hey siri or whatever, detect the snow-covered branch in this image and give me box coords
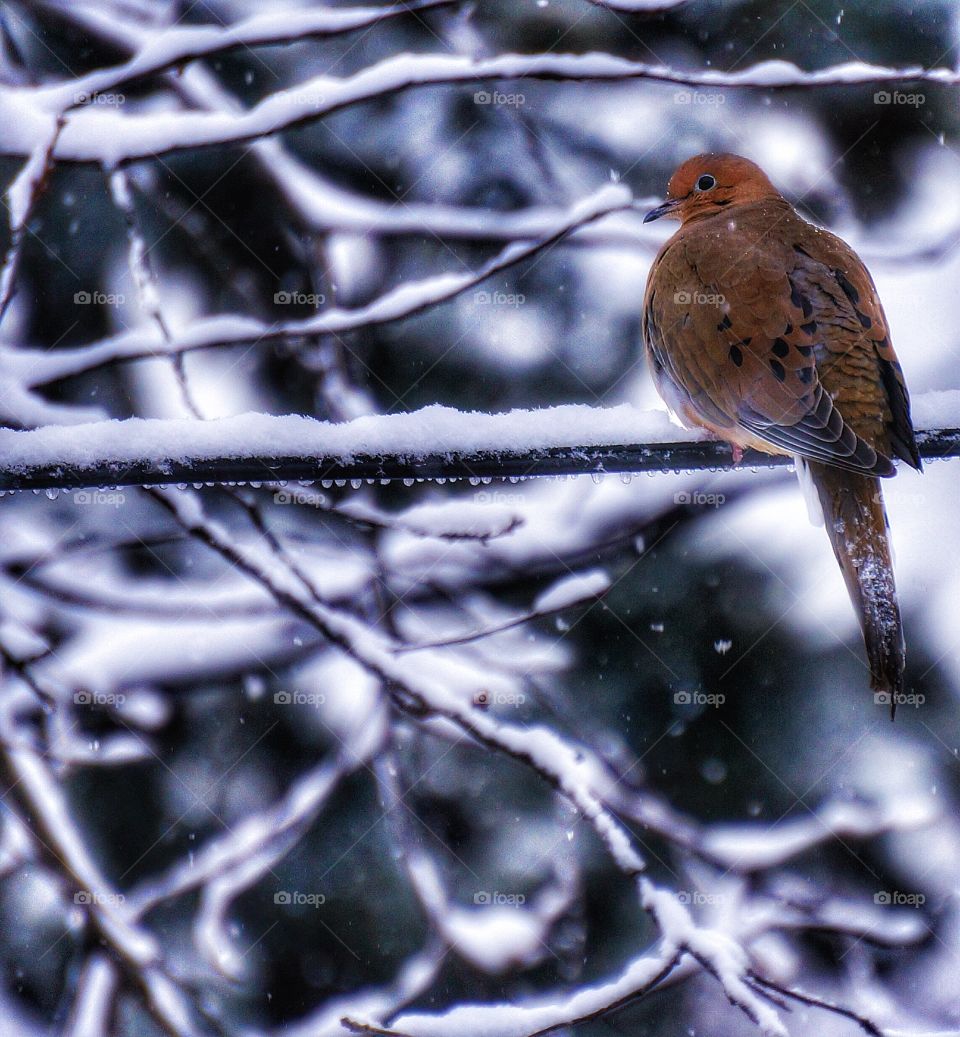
[0,396,955,491]
[3,52,958,163]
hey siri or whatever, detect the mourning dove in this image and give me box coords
[642,154,921,709]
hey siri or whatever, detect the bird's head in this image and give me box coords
[643,153,781,225]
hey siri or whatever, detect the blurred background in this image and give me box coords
[0,0,959,1034]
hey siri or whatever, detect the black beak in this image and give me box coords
[642,198,680,224]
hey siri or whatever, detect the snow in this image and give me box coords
[533,570,611,613]
[0,403,701,474]
[36,2,448,115]
[0,390,952,482]
[703,795,938,871]
[7,182,633,385]
[3,53,958,163]
[392,945,675,1037]
[911,389,960,430]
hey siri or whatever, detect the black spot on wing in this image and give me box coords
[800,321,817,336]
[769,359,786,382]
[834,268,860,306]
[772,338,789,357]
[729,344,743,367]
[717,314,733,331]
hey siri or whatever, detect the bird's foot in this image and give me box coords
[729,444,744,465]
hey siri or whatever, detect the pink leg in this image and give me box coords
[730,444,744,465]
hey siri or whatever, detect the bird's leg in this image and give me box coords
[729,443,744,465]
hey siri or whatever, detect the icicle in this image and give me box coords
[44,487,59,500]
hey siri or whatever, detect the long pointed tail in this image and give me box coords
[807,461,905,710]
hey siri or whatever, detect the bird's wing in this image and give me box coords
[790,229,921,470]
[644,205,916,476]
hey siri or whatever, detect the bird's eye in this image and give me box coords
[696,174,716,191]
